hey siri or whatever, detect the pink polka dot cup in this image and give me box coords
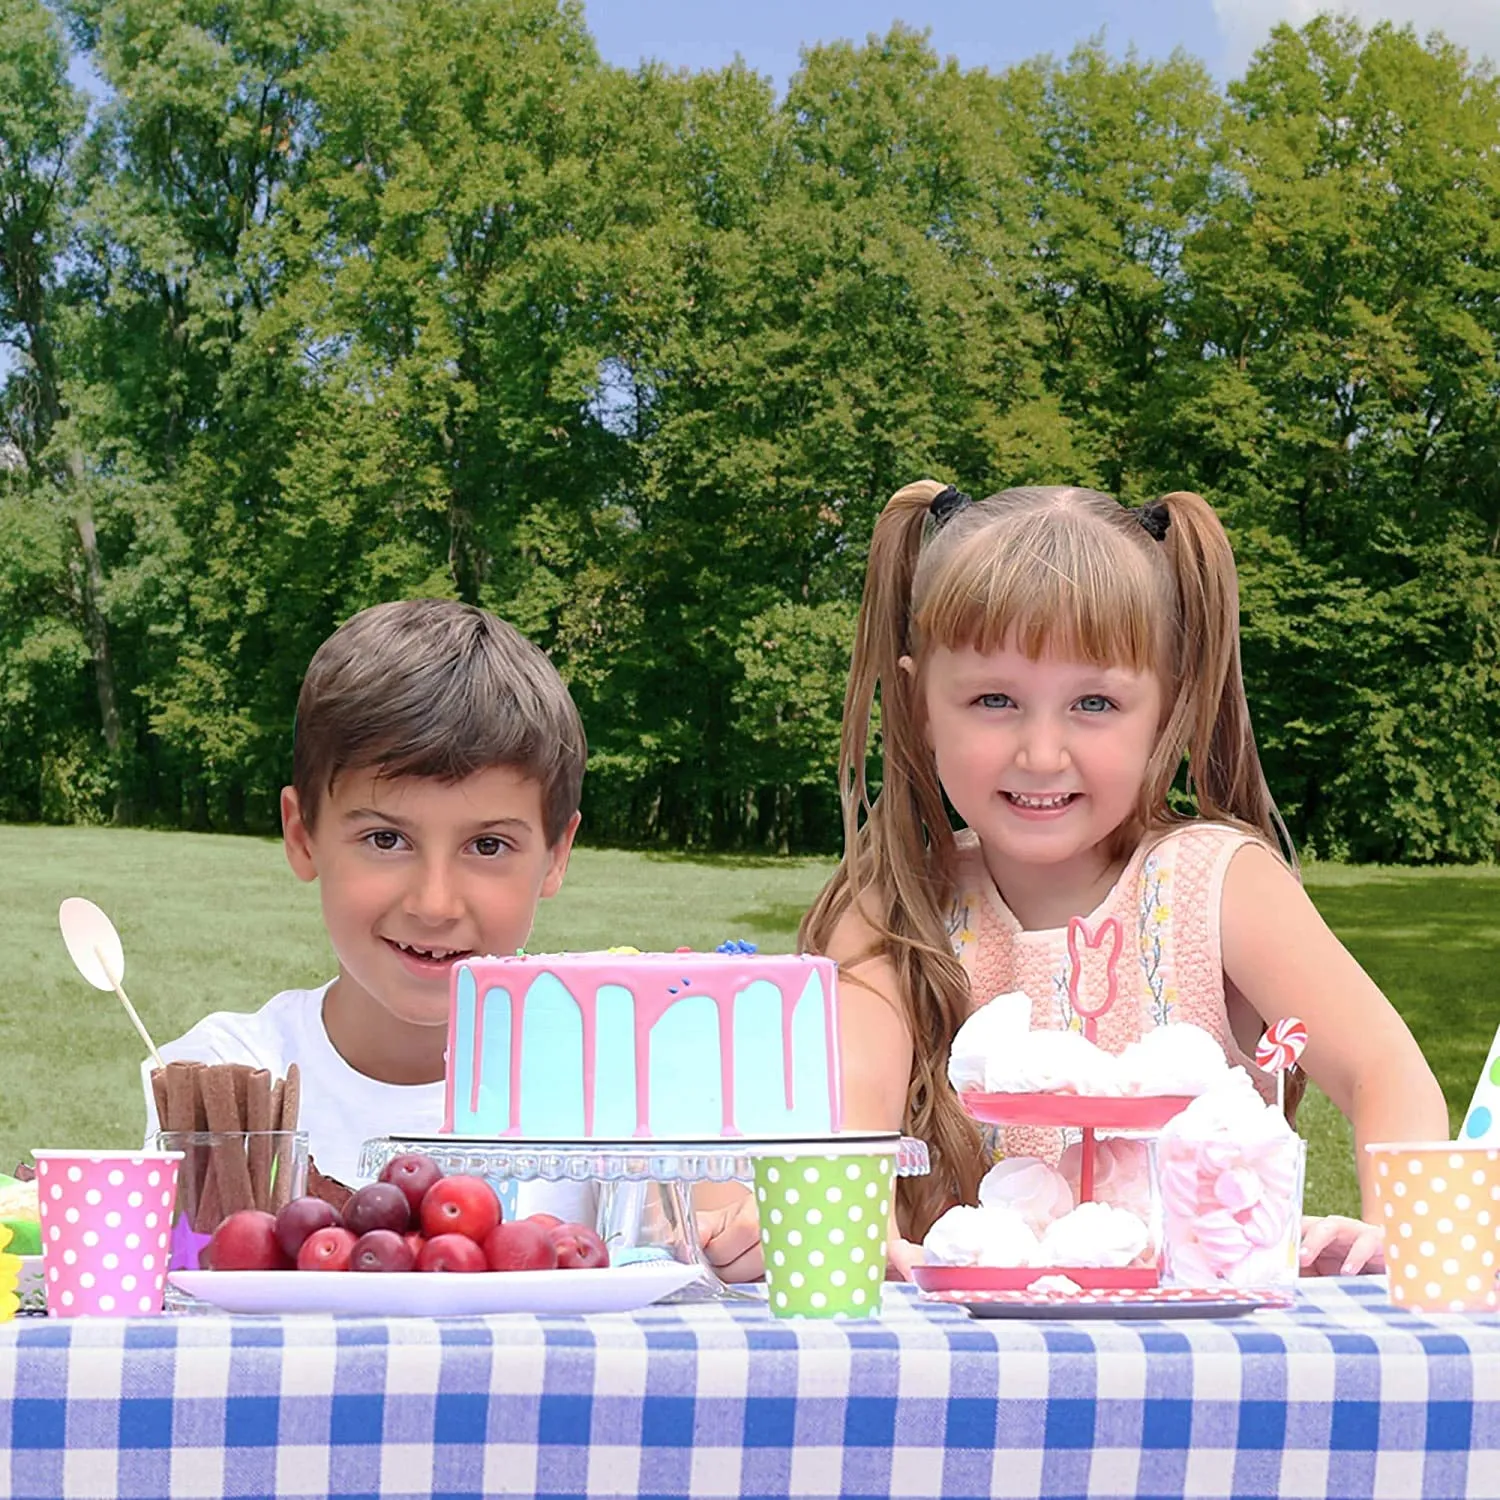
[34,1150,184,1317]
[1367,1142,1500,1313]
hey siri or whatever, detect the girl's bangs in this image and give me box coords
[917,525,1164,672]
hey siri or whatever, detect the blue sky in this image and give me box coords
[582,1,1500,87]
[585,0,1229,83]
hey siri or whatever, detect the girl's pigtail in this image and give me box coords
[801,479,986,1236]
[838,480,948,901]
[1154,493,1304,1122]
[1153,491,1295,868]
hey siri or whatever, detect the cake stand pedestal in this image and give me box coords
[948,1093,1195,1291]
[358,1134,931,1300]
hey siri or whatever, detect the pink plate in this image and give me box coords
[958,1092,1195,1129]
[922,1284,1291,1320]
[912,1264,1159,1293]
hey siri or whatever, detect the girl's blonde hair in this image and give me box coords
[800,481,1293,1240]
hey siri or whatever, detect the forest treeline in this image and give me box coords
[2,1,1498,860]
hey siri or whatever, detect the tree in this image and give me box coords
[0,0,111,818]
[996,42,1224,499]
[1183,18,1500,858]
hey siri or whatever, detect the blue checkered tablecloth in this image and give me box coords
[0,1278,1497,1499]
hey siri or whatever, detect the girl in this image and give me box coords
[702,480,1446,1283]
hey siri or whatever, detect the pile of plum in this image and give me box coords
[208,1153,609,1273]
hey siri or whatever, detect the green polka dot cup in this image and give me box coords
[754,1149,894,1318]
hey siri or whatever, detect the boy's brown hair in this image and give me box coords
[292,599,586,844]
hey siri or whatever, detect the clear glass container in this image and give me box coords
[1152,1133,1305,1290]
[358,1134,930,1300]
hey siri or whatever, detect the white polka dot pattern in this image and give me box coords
[1370,1144,1500,1312]
[753,1151,894,1319]
[33,1151,183,1319]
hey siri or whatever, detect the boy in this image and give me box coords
[141,599,586,1198]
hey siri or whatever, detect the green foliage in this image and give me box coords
[0,8,1497,857]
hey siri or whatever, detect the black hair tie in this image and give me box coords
[929,485,972,527]
[1138,501,1171,541]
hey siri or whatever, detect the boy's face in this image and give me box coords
[281,765,578,1039]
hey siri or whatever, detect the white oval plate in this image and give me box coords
[168,1259,704,1316]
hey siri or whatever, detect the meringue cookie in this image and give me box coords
[1039,1202,1151,1268]
[1213,1166,1263,1213]
[1058,1137,1153,1217]
[978,1156,1075,1234]
[1027,1274,1084,1295]
[922,1205,993,1266]
[1116,1022,1231,1096]
[1165,1067,1285,1141]
[948,992,1032,1092]
[981,1028,1125,1095]
[923,1204,1041,1268]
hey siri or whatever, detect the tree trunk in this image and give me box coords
[71,490,127,822]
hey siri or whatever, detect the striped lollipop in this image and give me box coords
[1256,1016,1307,1118]
[1256,1016,1308,1074]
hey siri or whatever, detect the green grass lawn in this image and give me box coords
[2,824,1494,1221]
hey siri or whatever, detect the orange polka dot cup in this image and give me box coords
[1366,1143,1500,1313]
[34,1150,183,1317]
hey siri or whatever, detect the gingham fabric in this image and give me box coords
[0,1279,1496,1499]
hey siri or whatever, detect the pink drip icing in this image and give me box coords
[579,994,597,1136]
[631,980,742,1135]
[781,986,798,1109]
[822,966,844,1132]
[507,985,526,1133]
[716,989,737,1136]
[456,954,840,1137]
[631,987,679,1136]
[442,976,460,1132]
[469,986,486,1116]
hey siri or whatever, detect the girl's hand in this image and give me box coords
[695,1193,765,1283]
[886,1235,926,1281]
[1299,1213,1385,1275]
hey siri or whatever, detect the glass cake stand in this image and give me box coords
[358,1133,931,1300]
[939,1092,1194,1293]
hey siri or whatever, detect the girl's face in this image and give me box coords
[919,638,1163,890]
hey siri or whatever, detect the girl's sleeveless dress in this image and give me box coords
[947,821,1275,1165]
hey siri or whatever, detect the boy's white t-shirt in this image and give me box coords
[139,982,594,1220]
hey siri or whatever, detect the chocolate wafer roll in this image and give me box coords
[160,1063,211,1226]
[163,1061,203,1135]
[246,1069,273,1212]
[149,1069,170,1136]
[280,1063,301,1134]
[200,1064,255,1220]
[269,1063,301,1212]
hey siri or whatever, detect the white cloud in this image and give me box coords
[1215,1,1500,76]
